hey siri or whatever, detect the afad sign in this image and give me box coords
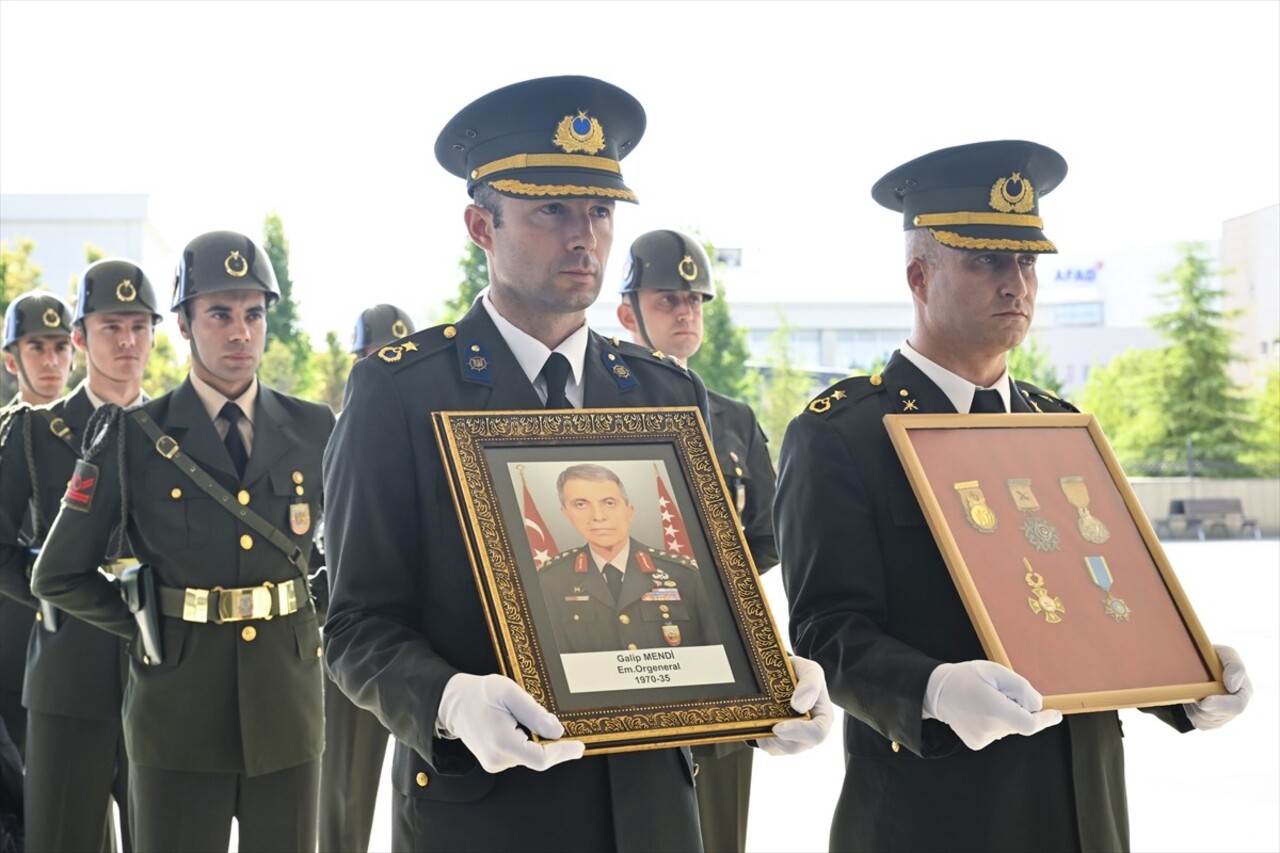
[1054,261,1104,282]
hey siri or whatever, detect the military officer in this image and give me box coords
[0,259,161,852]
[0,291,74,758]
[539,463,715,654]
[32,231,335,852]
[314,302,417,853]
[322,76,832,852]
[616,231,777,852]
[776,141,1253,852]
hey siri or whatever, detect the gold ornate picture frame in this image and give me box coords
[433,407,799,753]
[885,412,1225,713]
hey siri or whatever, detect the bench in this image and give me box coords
[1154,498,1261,540]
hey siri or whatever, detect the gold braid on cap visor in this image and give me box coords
[470,152,622,181]
[913,212,1044,228]
[928,229,1057,253]
[487,179,637,202]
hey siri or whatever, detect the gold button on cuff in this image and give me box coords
[292,472,304,485]
[891,741,901,753]
[415,772,429,787]
[241,626,257,642]
[295,486,304,496]
[237,490,250,506]
[618,614,630,625]
[171,488,182,499]
[240,534,253,550]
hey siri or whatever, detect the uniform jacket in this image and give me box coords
[776,352,1190,853]
[539,538,715,654]
[707,390,777,573]
[0,387,127,720]
[0,396,36,701]
[31,377,334,776]
[322,303,708,852]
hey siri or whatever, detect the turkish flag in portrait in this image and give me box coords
[522,479,559,569]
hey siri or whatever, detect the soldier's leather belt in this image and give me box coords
[157,577,307,624]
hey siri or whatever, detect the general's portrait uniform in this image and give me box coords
[32,232,335,852]
[777,143,1196,853]
[538,539,715,654]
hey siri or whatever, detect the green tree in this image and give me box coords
[1077,347,1167,463]
[441,241,488,322]
[143,331,189,398]
[1007,333,1062,394]
[749,319,819,464]
[311,330,353,413]
[263,212,308,366]
[1,237,45,401]
[258,335,317,398]
[687,243,753,400]
[1241,364,1280,477]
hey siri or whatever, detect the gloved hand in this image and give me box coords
[437,673,585,773]
[1184,645,1253,731]
[925,660,1062,751]
[761,655,834,756]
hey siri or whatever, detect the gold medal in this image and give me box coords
[1023,557,1064,623]
[1060,476,1110,543]
[1007,478,1060,552]
[954,480,997,533]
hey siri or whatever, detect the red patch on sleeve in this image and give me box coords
[63,460,99,512]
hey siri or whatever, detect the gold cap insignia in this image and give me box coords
[677,255,698,282]
[989,172,1036,214]
[224,250,249,277]
[552,110,606,155]
[391,319,408,338]
[116,279,137,302]
[42,307,62,328]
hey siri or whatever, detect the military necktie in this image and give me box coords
[970,389,1005,413]
[605,563,624,600]
[540,352,572,409]
[220,402,249,480]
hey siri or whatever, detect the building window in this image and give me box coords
[1052,302,1104,326]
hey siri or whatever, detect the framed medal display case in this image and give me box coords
[433,407,800,754]
[885,412,1225,713]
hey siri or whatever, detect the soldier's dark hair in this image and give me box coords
[472,184,504,228]
[556,463,630,506]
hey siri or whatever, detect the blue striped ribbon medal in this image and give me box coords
[1083,556,1131,622]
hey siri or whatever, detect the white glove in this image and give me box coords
[1184,645,1253,731]
[761,655,834,756]
[437,673,585,773]
[925,660,1063,751]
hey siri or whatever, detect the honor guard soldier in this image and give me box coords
[314,301,417,853]
[0,292,73,758]
[0,260,159,852]
[616,230,778,853]
[775,141,1253,853]
[321,76,831,852]
[32,231,336,852]
[350,303,416,359]
[538,464,717,654]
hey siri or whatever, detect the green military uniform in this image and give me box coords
[538,539,715,654]
[31,232,335,852]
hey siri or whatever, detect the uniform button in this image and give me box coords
[240,534,253,550]
[292,471,304,485]
[143,655,151,665]
[295,486,304,496]
[659,605,669,613]
[627,644,638,651]
[572,614,580,621]
[171,488,182,499]
[315,645,323,658]
[618,614,630,625]
[693,763,700,778]
[237,490,250,506]
[34,612,42,622]
[415,772,429,787]
[241,626,257,642]
[891,741,900,753]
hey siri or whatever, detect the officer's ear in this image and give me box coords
[464,204,497,254]
[617,301,639,336]
[175,310,192,341]
[2,351,17,378]
[71,325,88,352]
[906,256,930,304]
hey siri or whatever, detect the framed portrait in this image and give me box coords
[884,412,1225,713]
[433,407,800,754]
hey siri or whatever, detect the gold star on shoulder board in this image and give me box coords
[403,341,418,352]
[903,399,918,411]
[833,390,846,400]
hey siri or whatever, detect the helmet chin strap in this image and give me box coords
[181,304,209,379]
[627,293,656,351]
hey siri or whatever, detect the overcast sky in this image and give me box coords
[2,0,1277,339]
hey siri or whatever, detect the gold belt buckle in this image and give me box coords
[215,585,274,623]
[183,588,210,623]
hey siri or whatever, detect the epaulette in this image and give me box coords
[609,336,693,379]
[371,326,449,370]
[1015,380,1080,414]
[653,548,698,569]
[805,373,885,416]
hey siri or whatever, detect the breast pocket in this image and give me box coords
[144,485,213,549]
[268,470,318,544]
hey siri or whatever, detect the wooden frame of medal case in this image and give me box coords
[884,413,1226,713]
[433,407,800,754]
